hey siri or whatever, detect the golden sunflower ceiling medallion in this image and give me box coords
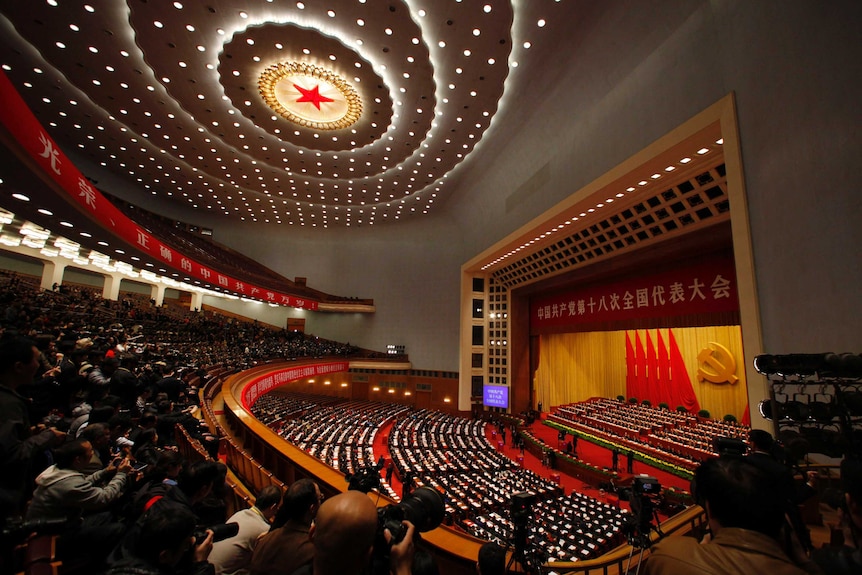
[258,62,361,131]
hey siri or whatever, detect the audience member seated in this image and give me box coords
[103,504,215,575]
[477,542,506,575]
[26,438,133,568]
[0,336,66,521]
[111,460,223,567]
[250,479,321,575]
[642,456,818,575]
[209,485,282,575]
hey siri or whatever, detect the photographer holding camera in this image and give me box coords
[290,491,416,575]
[103,505,215,575]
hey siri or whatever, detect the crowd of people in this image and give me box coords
[0,274,413,575]
[2,271,861,575]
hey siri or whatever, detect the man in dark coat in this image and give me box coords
[0,336,65,520]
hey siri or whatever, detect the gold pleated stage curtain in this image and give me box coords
[535,325,749,420]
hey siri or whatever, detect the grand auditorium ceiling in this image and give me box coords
[0,0,577,230]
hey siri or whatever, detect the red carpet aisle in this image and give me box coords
[374,420,403,495]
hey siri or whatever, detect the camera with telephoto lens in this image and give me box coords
[346,465,445,570]
[1,517,69,545]
[376,486,445,546]
[193,522,239,545]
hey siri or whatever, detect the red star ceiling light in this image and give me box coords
[258,62,361,130]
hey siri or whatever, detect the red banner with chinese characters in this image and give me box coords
[0,70,318,310]
[531,255,738,330]
[241,362,350,409]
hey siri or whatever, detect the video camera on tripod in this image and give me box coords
[618,476,663,548]
[507,492,545,575]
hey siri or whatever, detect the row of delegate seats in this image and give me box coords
[551,399,750,464]
[531,491,628,563]
[389,410,514,475]
[422,469,561,519]
[276,399,409,475]
[250,392,342,427]
[249,394,628,560]
[461,490,627,565]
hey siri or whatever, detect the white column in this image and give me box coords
[102,273,122,301]
[150,283,166,306]
[189,291,203,311]
[40,260,66,291]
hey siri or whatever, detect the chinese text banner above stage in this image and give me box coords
[531,255,738,330]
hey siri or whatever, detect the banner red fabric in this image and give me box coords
[530,256,738,333]
[669,330,700,413]
[741,403,751,427]
[0,70,318,310]
[241,362,350,409]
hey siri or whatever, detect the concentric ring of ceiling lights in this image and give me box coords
[258,62,361,131]
[0,0,525,227]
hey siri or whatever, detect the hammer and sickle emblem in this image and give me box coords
[697,342,738,384]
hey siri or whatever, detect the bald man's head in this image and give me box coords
[311,491,378,575]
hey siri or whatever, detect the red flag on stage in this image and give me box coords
[741,403,751,426]
[646,331,659,404]
[625,331,637,399]
[657,330,672,403]
[635,331,647,402]
[669,329,700,413]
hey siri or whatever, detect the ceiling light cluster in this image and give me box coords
[1,0,567,229]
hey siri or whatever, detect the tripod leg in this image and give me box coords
[623,544,636,575]
[634,546,647,575]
